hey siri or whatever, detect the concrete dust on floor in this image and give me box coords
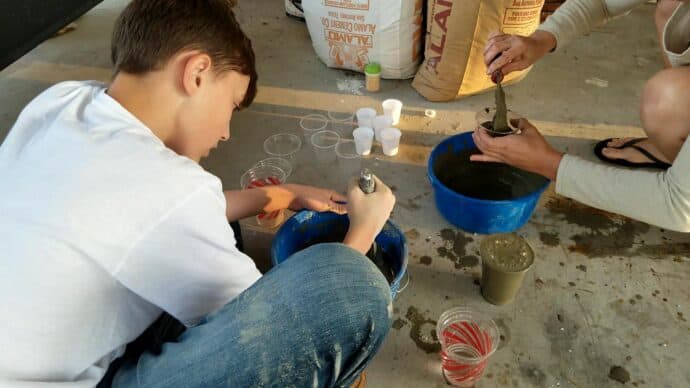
[1,1,688,387]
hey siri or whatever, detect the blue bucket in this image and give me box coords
[427,131,549,234]
[271,210,408,299]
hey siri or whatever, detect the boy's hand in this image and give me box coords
[287,184,348,215]
[343,175,396,254]
[470,118,564,181]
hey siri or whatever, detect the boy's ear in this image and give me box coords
[181,52,213,96]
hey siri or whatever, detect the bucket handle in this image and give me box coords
[396,270,410,295]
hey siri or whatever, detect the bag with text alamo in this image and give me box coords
[303,0,424,79]
[413,0,545,101]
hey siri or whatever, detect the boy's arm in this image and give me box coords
[224,184,347,222]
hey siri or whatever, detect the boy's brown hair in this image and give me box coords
[111,0,257,108]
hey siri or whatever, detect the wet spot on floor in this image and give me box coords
[609,366,631,384]
[576,264,587,272]
[535,278,545,289]
[405,306,441,354]
[539,231,560,247]
[678,312,687,322]
[636,243,690,257]
[545,198,650,257]
[519,363,547,386]
[419,256,432,265]
[437,229,478,269]
[568,282,576,287]
[544,312,579,357]
[635,294,642,300]
[392,318,407,330]
[405,229,420,240]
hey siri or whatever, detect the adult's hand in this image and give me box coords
[471,119,564,181]
[484,30,557,76]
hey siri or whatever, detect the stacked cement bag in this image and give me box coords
[413,0,545,101]
[302,0,424,79]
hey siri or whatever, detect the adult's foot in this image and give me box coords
[596,137,672,169]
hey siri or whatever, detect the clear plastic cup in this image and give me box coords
[300,114,329,142]
[352,127,374,156]
[335,140,362,181]
[373,115,393,143]
[436,307,500,387]
[240,165,287,229]
[380,128,402,156]
[328,110,355,137]
[356,108,377,129]
[254,157,293,180]
[310,130,340,166]
[476,108,522,137]
[382,99,403,125]
[263,133,301,169]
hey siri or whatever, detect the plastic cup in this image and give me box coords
[328,110,355,137]
[356,108,377,129]
[380,128,402,156]
[263,133,301,169]
[352,127,374,156]
[300,114,329,142]
[254,157,293,180]
[373,115,393,143]
[310,130,340,166]
[436,307,500,387]
[382,99,403,125]
[480,233,535,305]
[475,108,522,137]
[335,140,362,181]
[240,165,287,229]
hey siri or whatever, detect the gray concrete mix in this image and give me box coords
[1,1,688,387]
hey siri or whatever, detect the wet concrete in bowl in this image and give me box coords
[433,147,549,201]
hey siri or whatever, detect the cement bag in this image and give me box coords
[413,0,545,101]
[285,0,304,19]
[303,0,424,79]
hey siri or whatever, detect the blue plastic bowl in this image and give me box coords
[271,210,408,299]
[428,131,549,234]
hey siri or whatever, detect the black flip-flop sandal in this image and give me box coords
[594,137,671,170]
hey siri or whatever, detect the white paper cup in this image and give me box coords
[352,127,374,156]
[356,108,377,129]
[382,99,403,125]
[381,128,402,156]
[373,115,393,143]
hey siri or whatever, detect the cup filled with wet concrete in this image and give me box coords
[476,107,522,137]
[479,233,535,305]
[428,131,549,234]
[271,210,408,299]
[436,307,500,387]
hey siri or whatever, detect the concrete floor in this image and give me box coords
[1,1,689,387]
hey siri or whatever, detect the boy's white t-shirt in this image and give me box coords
[0,81,262,386]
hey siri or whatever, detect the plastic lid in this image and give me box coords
[365,63,381,75]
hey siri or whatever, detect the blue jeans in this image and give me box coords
[104,243,392,387]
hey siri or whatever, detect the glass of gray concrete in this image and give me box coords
[480,233,534,305]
